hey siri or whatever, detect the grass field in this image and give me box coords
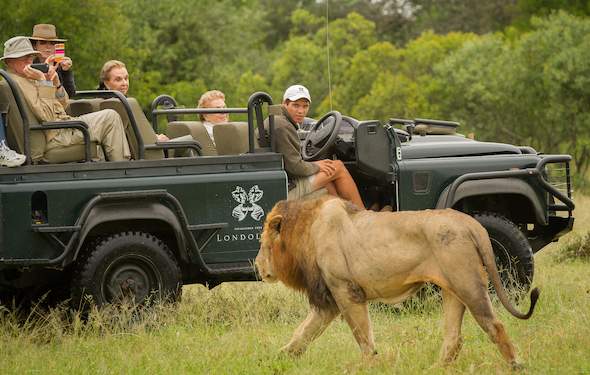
[1,197,589,374]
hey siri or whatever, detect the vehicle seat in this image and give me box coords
[66,98,103,117]
[166,121,217,156]
[213,122,257,155]
[0,77,97,164]
[100,97,164,159]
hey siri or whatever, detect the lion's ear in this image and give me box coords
[268,215,282,236]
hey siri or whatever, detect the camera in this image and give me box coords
[30,63,49,73]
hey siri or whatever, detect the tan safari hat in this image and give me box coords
[29,24,67,42]
[1,36,42,61]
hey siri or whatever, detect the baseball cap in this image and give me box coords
[283,84,311,102]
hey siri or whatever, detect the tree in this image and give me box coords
[435,11,590,173]
[0,0,132,90]
[123,0,269,107]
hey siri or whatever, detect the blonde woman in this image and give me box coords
[197,90,228,144]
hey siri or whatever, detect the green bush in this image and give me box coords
[554,231,590,262]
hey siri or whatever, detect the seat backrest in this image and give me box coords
[0,78,46,162]
[213,122,256,155]
[166,121,217,156]
[67,98,103,117]
[100,97,163,159]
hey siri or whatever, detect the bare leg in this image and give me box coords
[439,289,466,363]
[313,160,364,208]
[321,180,337,196]
[281,307,338,356]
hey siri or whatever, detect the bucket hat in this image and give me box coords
[1,36,42,61]
[29,24,67,42]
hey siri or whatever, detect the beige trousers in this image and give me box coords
[46,109,131,161]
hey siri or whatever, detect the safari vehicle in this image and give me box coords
[0,68,574,307]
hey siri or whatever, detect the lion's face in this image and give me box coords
[255,213,283,283]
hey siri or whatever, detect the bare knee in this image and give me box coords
[333,159,345,170]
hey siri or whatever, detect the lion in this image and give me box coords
[255,196,539,368]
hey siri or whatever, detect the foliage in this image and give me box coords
[514,0,590,29]
[0,1,589,171]
[554,230,590,262]
[0,0,132,90]
[435,11,590,173]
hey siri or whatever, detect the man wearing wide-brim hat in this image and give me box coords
[29,24,76,97]
[2,36,130,162]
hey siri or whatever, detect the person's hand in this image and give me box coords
[45,64,60,87]
[156,134,170,142]
[315,159,336,177]
[59,56,73,71]
[23,65,47,81]
[45,55,73,71]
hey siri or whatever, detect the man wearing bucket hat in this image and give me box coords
[30,24,76,97]
[270,84,365,208]
[2,36,130,161]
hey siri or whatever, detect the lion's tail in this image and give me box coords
[468,224,539,320]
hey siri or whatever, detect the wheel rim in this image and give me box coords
[100,254,162,304]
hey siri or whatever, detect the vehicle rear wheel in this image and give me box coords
[72,231,182,307]
[473,212,534,293]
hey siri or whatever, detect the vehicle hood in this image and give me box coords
[400,136,523,159]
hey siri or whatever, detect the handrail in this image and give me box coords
[150,95,178,129]
[248,92,273,153]
[30,121,91,161]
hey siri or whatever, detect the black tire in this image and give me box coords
[473,212,534,292]
[71,231,182,307]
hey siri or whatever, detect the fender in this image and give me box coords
[436,178,546,225]
[69,200,189,264]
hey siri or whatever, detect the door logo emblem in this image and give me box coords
[232,185,264,221]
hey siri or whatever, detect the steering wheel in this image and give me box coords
[301,111,343,161]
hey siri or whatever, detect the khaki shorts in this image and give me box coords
[287,175,316,200]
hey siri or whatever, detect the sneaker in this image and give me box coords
[0,140,26,167]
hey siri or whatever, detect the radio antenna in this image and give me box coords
[326,0,333,111]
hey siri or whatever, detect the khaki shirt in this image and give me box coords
[8,70,70,141]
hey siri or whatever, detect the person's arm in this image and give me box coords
[274,125,319,177]
[16,67,63,122]
[58,68,76,97]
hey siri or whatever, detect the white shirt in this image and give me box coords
[203,121,215,145]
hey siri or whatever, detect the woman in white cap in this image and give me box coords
[29,24,76,97]
[273,84,365,208]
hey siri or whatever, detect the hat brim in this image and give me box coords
[284,94,311,102]
[29,36,67,42]
[0,50,42,61]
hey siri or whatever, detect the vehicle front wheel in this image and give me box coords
[72,231,182,307]
[473,212,534,293]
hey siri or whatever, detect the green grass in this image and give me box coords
[1,197,589,374]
